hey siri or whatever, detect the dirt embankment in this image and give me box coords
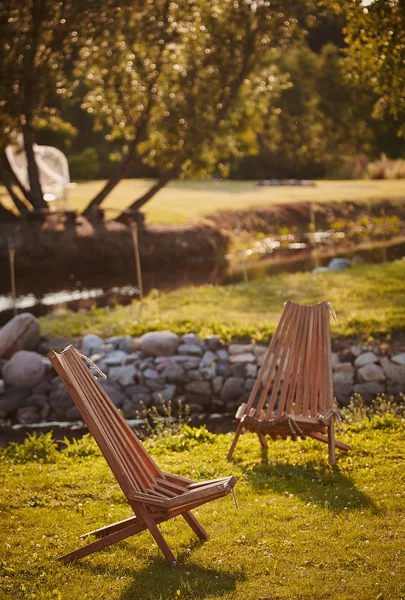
[1,197,404,277]
[0,218,231,276]
[208,197,405,234]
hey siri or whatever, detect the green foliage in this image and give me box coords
[1,432,59,464]
[62,434,100,458]
[367,154,405,180]
[67,148,101,180]
[339,0,405,137]
[158,424,216,453]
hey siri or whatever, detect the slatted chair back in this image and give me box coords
[244,301,333,420]
[48,345,162,499]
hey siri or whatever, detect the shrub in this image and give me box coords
[67,147,101,181]
[367,153,405,179]
[1,432,59,464]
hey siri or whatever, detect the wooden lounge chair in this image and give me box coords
[227,301,351,465]
[48,345,237,565]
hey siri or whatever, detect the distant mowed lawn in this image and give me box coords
[66,179,405,225]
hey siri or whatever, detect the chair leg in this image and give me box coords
[183,511,209,542]
[257,432,268,449]
[227,422,244,461]
[81,515,138,539]
[59,520,147,564]
[328,416,336,465]
[135,503,177,565]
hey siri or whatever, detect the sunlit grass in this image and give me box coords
[39,261,405,342]
[2,178,403,225]
[1,411,404,600]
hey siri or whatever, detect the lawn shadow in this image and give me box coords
[245,456,380,514]
[78,543,243,599]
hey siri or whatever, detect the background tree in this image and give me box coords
[79,0,320,219]
[338,0,405,138]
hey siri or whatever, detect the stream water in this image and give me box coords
[0,237,404,326]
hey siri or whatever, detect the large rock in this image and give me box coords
[391,353,405,367]
[357,363,386,383]
[161,362,185,383]
[16,406,41,424]
[177,343,203,356]
[108,365,136,387]
[181,333,201,346]
[221,377,246,403]
[2,351,45,388]
[0,313,40,359]
[185,380,211,396]
[229,343,253,355]
[104,351,128,366]
[138,331,180,357]
[229,352,256,364]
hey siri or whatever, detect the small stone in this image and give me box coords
[217,363,230,377]
[49,389,76,420]
[161,362,185,383]
[245,378,256,391]
[181,333,201,346]
[144,380,165,392]
[213,376,223,395]
[350,345,362,357]
[204,335,222,351]
[331,353,340,369]
[186,369,203,382]
[108,365,136,387]
[334,363,354,373]
[99,380,127,407]
[118,336,136,353]
[353,381,385,403]
[216,349,229,362]
[200,363,217,380]
[131,393,152,408]
[31,379,54,395]
[230,363,246,378]
[177,344,203,356]
[182,359,201,370]
[16,406,40,424]
[152,384,176,404]
[185,393,212,407]
[221,377,245,403]
[245,363,258,378]
[185,380,211,396]
[187,403,205,414]
[354,352,379,368]
[333,371,354,385]
[81,334,104,356]
[143,368,160,380]
[253,346,267,366]
[104,351,128,366]
[0,387,30,415]
[380,357,405,384]
[125,385,150,395]
[138,331,180,357]
[229,352,256,364]
[123,353,141,365]
[333,382,352,405]
[228,343,253,355]
[27,394,48,408]
[358,363,385,383]
[392,353,405,367]
[200,350,216,366]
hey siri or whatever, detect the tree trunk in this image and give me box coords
[115,166,181,223]
[82,142,138,218]
[0,156,31,215]
[22,124,46,209]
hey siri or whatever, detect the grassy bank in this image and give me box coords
[2,179,403,225]
[39,261,405,342]
[69,179,405,224]
[1,406,404,600]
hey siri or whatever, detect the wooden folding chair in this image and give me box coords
[48,345,236,565]
[227,301,351,465]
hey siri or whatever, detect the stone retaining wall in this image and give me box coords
[0,327,404,426]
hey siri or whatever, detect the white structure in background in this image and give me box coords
[5,135,71,210]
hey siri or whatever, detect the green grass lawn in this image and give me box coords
[39,261,405,342]
[1,406,404,600]
[2,179,403,225]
